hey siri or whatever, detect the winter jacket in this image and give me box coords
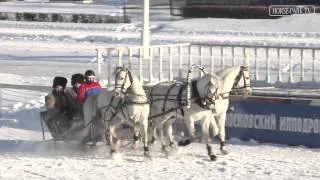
[65,87,82,112]
[76,82,101,104]
[45,91,69,112]
[45,90,76,118]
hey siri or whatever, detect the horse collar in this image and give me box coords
[191,80,208,109]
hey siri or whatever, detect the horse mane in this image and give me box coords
[216,66,241,79]
[192,73,220,100]
[114,66,136,82]
[210,73,220,85]
[114,65,144,94]
[194,73,220,86]
[113,66,127,76]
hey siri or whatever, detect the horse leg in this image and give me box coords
[149,107,160,144]
[216,113,228,154]
[202,117,217,161]
[161,120,172,153]
[109,124,119,154]
[210,113,220,137]
[164,117,176,149]
[132,122,140,149]
[159,122,168,152]
[178,116,195,146]
[158,114,176,152]
[140,119,150,157]
[149,119,158,144]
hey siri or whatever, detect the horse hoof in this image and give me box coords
[144,151,151,158]
[169,142,176,149]
[150,137,156,144]
[178,139,192,146]
[162,145,171,153]
[220,149,229,155]
[209,154,217,161]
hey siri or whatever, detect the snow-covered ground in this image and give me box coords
[1,140,319,180]
[0,1,320,179]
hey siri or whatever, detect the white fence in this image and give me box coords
[0,89,2,118]
[96,43,191,87]
[192,43,320,84]
[96,43,320,86]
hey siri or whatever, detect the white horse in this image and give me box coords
[148,65,220,156]
[213,65,252,154]
[179,65,252,160]
[111,66,150,156]
[80,66,150,157]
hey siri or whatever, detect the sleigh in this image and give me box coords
[39,110,87,142]
[39,108,112,143]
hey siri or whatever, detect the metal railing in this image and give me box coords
[96,43,190,87]
[191,43,320,83]
[96,43,320,86]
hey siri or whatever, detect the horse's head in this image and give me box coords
[196,73,220,109]
[113,66,133,97]
[206,73,221,108]
[232,66,252,96]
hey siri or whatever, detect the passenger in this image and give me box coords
[65,73,85,123]
[77,70,101,104]
[45,76,69,113]
[65,73,85,117]
[67,73,85,98]
[44,76,70,137]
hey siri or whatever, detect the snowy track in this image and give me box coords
[0,140,319,180]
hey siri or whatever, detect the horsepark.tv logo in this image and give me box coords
[269,5,315,16]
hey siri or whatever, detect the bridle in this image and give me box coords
[231,66,251,94]
[201,80,219,108]
[114,67,134,93]
[114,67,147,99]
[214,66,251,99]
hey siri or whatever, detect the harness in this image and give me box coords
[148,80,216,120]
[148,82,185,119]
[191,80,217,109]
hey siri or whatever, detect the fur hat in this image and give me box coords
[71,73,84,85]
[52,76,68,89]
